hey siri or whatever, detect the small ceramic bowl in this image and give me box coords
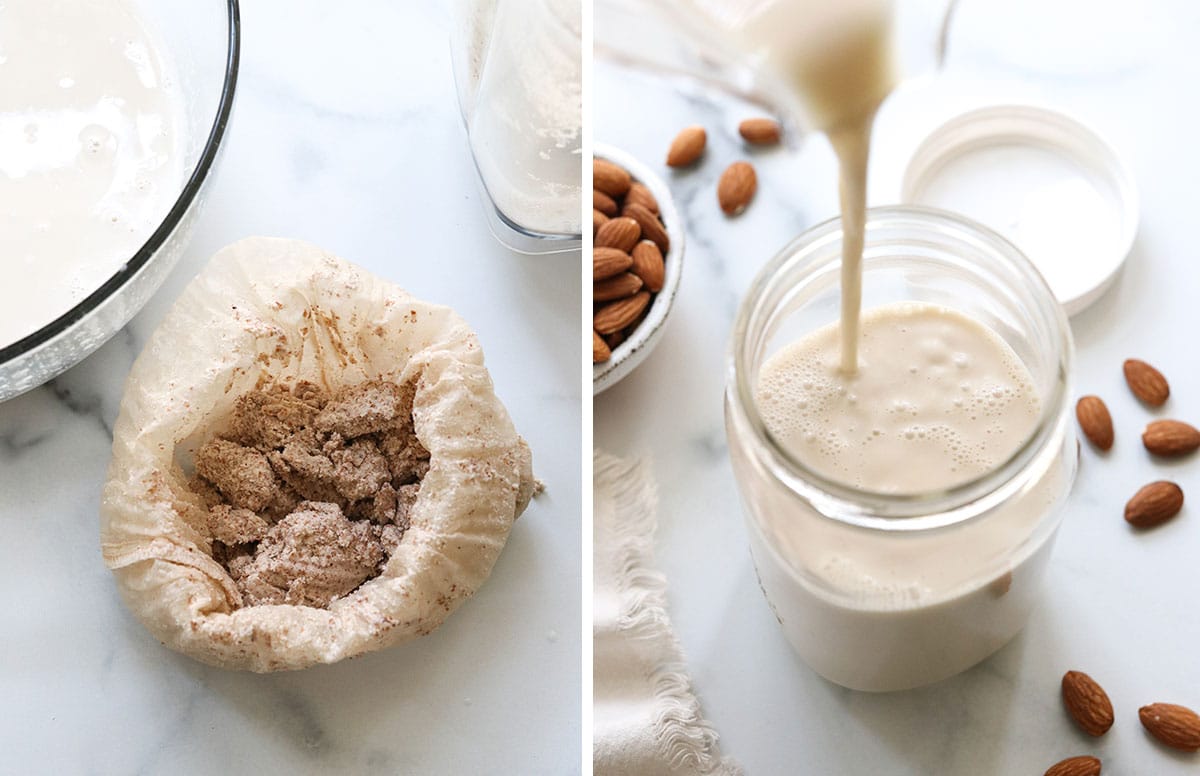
[592,143,684,395]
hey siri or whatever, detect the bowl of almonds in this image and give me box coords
[592,143,684,394]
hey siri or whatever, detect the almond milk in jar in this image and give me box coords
[726,207,1076,692]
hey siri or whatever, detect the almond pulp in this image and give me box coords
[1061,671,1115,736]
[593,247,633,281]
[666,126,706,167]
[1075,396,1114,451]
[593,189,618,217]
[1123,358,1170,406]
[1044,756,1101,776]
[593,330,611,364]
[718,161,757,215]
[1142,419,1200,456]
[630,240,665,293]
[594,158,632,197]
[595,217,641,253]
[594,291,651,335]
[593,272,643,303]
[625,182,659,215]
[1124,481,1184,528]
[739,117,782,145]
[622,203,670,254]
[1139,703,1200,751]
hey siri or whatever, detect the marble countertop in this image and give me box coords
[596,1,1200,773]
[0,2,580,774]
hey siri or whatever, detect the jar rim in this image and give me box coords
[728,205,1074,532]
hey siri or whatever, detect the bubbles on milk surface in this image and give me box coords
[756,302,1041,494]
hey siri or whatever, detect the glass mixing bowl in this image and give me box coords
[0,0,241,402]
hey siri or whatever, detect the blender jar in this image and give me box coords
[725,206,1077,692]
[449,0,582,254]
[595,0,955,142]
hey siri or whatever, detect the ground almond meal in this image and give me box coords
[190,378,429,609]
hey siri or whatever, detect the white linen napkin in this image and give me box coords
[593,451,741,776]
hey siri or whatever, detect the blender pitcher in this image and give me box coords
[449,0,583,255]
[594,0,957,142]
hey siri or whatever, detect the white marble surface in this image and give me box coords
[596,1,1200,773]
[0,3,580,774]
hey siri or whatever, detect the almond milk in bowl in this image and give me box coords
[0,0,239,401]
[726,207,1076,692]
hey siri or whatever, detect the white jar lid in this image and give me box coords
[900,105,1138,316]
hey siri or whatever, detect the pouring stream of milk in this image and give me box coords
[732,0,898,373]
[828,120,875,373]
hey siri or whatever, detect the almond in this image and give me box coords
[625,297,653,332]
[1142,419,1200,456]
[666,126,706,167]
[594,158,632,197]
[718,161,757,215]
[1123,358,1169,406]
[594,291,651,335]
[605,329,626,350]
[593,209,608,234]
[1139,703,1200,751]
[739,117,782,145]
[596,217,641,253]
[1075,396,1114,451]
[1062,671,1115,736]
[630,240,665,293]
[989,569,1013,598]
[1044,756,1101,776]
[626,182,659,215]
[593,247,633,281]
[622,203,670,254]
[1124,481,1184,528]
[593,330,611,364]
[593,189,619,217]
[594,272,643,303]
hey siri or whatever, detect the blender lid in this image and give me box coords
[900,104,1138,316]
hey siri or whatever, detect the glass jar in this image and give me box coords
[725,206,1077,692]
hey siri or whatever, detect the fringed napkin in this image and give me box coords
[593,451,740,775]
